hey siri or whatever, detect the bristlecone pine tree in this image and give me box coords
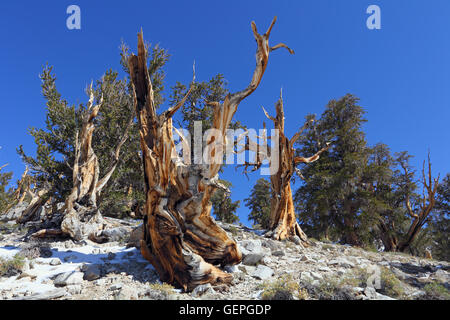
[211,180,240,224]
[238,92,330,243]
[127,17,294,291]
[294,94,369,246]
[16,64,138,238]
[378,152,440,252]
[57,88,133,240]
[430,173,450,260]
[245,178,272,229]
[0,163,13,213]
[20,86,133,240]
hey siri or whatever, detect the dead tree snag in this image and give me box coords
[379,152,439,252]
[128,17,292,291]
[239,91,330,244]
[19,87,133,240]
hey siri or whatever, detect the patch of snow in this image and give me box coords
[0,246,20,259]
[0,244,148,297]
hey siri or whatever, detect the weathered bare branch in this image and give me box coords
[270,43,295,54]
[96,108,134,194]
[165,63,196,119]
[294,142,331,165]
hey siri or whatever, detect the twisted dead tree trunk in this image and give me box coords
[381,153,439,252]
[58,91,105,239]
[60,88,133,240]
[128,17,292,291]
[27,88,133,240]
[3,165,34,215]
[16,188,49,224]
[239,92,330,243]
[13,166,30,205]
[14,167,54,225]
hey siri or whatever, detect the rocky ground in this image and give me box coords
[0,219,449,300]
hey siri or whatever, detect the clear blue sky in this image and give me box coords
[0,1,449,226]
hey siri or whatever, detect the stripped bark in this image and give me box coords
[128,17,290,291]
[13,167,51,224]
[239,92,330,243]
[19,87,133,240]
[13,166,30,205]
[60,87,133,240]
[16,188,49,224]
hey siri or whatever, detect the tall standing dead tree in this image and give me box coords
[128,17,293,291]
[21,87,133,240]
[239,92,330,243]
[379,153,439,252]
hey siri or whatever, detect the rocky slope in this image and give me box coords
[0,220,449,300]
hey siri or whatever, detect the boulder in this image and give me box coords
[53,271,84,287]
[433,269,450,283]
[49,258,61,266]
[239,240,267,266]
[82,264,102,281]
[241,240,262,252]
[192,283,214,297]
[243,253,265,266]
[19,242,53,259]
[262,239,281,251]
[67,285,82,295]
[328,258,355,269]
[271,250,285,257]
[91,226,132,243]
[251,265,274,280]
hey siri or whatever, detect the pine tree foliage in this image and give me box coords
[294,94,369,244]
[244,178,272,229]
[0,164,13,213]
[17,65,82,202]
[17,42,170,217]
[293,94,444,258]
[429,173,450,260]
[211,180,240,224]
